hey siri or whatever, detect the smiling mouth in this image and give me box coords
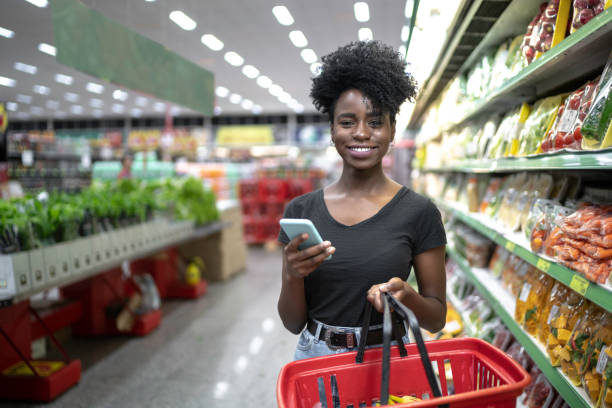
[348,146,377,152]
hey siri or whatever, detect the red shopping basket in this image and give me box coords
[277,294,530,408]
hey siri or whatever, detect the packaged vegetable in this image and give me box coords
[582,52,612,147]
[523,273,555,336]
[519,95,564,156]
[523,365,543,405]
[477,117,499,159]
[560,305,606,385]
[529,199,559,251]
[570,0,608,33]
[581,312,612,404]
[569,79,600,150]
[506,35,527,77]
[480,177,504,214]
[542,88,583,152]
[520,174,555,234]
[522,3,548,64]
[515,265,541,325]
[537,282,571,344]
[506,103,533,156]
[493,326,513,351]
[486,109,520,158]
[546,291,588,365]
[526,373,556,408]
[532,0,572,57]
[598,345,612,408]
[489,245,511,278]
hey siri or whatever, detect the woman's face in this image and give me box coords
[331,88,395,171]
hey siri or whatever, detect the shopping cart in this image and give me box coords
[277,293,530,407]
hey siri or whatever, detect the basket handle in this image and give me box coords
[356,293,446,407]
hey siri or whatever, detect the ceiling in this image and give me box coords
[0,0,409,121]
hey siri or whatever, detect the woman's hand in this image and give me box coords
[367,277,416,313]
[283,233,335,279]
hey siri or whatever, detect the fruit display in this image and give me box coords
[570,0,609,33]
[521,3,548,64]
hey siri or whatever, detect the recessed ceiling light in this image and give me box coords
[278,92,292,103]
[310,62,322,76]
[6,102,17,111]
[354,2,370,22]
[272,6,294,26]
[38,43,56,56]
[214,106,222,115]
[170,106,181,115]
[169,10,196,31]
[252,105,262,114]
[401,25,410,42]
[288,30,308,48]
[54,73,73,85]
[86,82,104,94]
[256,75,272,88]
[242,65,259,79]
[33,85,50,95]
[144,0,155,2]
[56,111,66,118]
[131,108,142,117]
[229,93,242,104]
[17,112,29,119]
[0,27,14,39]
[358,27,373,42]
[93,109,103,117]
[269,84,283,96]
[24,0,48,7]
[16,94,32,104]
[154,102,166,112]
[90,98,103,108]
[46,100,59,109]
[224,51,244,67]
[112,103,124,113]
[135,96,148,106]
[64,92,79,102]
[241,99,253,110]
[112,89,128,101]
[0,76,16,87]
[300,49,317,64]
[71,105,83,114]
[30,106,43,115]
[293,104,304,113]
[14,62,37,74]
[405,0,414,18]
[201,34,224,51]
[215,86,229,98]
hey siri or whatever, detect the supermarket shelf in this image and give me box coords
[434,199,612,313]
[421,148,612,173]
[11,220,227,303]
[447,247,592,408]
[8,151,84,161]
[446,289,477,337]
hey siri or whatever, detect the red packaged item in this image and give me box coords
[522,3,548,64]
[542,85,586,152]
[523,366,543,405]
[570,0,606,33]
[534,0,562,53]
[493,328,513,351]
[526,373,555,408]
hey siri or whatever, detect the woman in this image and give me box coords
[278,41,447,360]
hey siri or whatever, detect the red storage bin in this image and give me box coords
[261,200,286,218]
[241,197,261,216]
[238,179,259,200]
[258,178,288,202]
[243,216,265,244]
[261,217,282,241]
[287,178,313,200]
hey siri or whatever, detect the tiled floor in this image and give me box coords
[6,247,296,408]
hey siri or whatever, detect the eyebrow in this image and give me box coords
[336,111,384,119]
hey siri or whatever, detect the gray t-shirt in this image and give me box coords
[278,186,446,327]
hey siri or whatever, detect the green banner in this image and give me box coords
[51,0,214,115]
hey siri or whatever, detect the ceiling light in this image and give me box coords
[354,2,370,22]
[90,98,103,108]
[30,106,43,115]
[405,0,414,18]
[6,102,17,111]
[256,75,272,88]
[14,62,37,74]
[358,27,373,41]
[252,105,262,114]
[272,6,294,26]
[93,109,103,117]
[46,100,59,109]
[154,102,166,112]
[144,0,155,2]
[310,62,322,76]
[33,85,50,95]
[169,10,197,31]
[229,93,242,104]
[268,84,283,96]
[300,49,317,64]
[17,112,29,120]
[242,65,259,79]
[0,27,14,39]
[0,76,16,87]
[135,96,148,106]
[201,34,224,51]
[71,105,83,114]
[215,86,229,98]
[170,106,181,115]
[293,104,304,113]
[112,89,128,101]
[54,73,73,85]
[241,99,253,110]
[16,94,32,104]
[38,43,56,56]
[55,111,66,118]
[24,0,48,7]
[131,108,142,117]
[224,51,244,67]
[86,82,104,94]
[64,92,78,102]
[288,30,308,47]
[214,106,222,115]
[278,92,291,103]
[401,25,410,42]
[112,103,124,113]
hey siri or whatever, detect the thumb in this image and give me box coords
[379,277,404,293]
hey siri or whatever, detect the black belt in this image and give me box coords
[307,319,406,350]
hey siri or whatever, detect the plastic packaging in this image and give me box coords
[519,95,564,156]
[467,177,480,213]
[581,312,612,404]
[525,373,555,408]
[523,273,555,336]
[570,0,608,33]
[582,52,612,147]
[542,88,583,152]
[598,344,612,408]
[493,326,513,351]
[521,3,548,64]
[537,282,571,345]
[514,265,540,325]
[529,199,559,251]
[545,291,588,366]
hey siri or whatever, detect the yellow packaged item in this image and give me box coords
[546,291,587,366]
[522,273,554,336]
[537,282,569,345]
[597,345,612,408]
[581,312,612,404]
[514,265,539,325]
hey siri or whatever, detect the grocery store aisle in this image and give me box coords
[6,247,295,408]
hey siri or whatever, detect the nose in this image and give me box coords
[353,120,370,140]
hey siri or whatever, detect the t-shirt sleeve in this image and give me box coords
[414,200,447,255]
[277,201,297,244]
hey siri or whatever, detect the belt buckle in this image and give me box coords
[324,328,355,350]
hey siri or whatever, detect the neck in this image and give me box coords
[335,164,390,195]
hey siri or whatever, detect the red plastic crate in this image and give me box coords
[258,178,288,202]
[261,219,281,241]
[261,200,286,218]
[238,179,259,200]
[0,360,81,402]
[287,178,313,199]
[243,216,266,244]
[241,197,262,216]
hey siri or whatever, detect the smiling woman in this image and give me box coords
[277,41,448,361]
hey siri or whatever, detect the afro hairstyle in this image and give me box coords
[310,41,417,124]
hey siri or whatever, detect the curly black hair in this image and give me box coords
[310,41,417,124]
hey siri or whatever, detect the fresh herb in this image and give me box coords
[525,306,538,322]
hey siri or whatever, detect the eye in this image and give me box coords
[369,119,382,127]
[340,120,354,127]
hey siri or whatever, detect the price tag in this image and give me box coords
[505,241,516,252]
[519,282,532,302]
[569,274,589,296]
[596,347,609,375]
[536,258,551,272]
[21,150,34,167]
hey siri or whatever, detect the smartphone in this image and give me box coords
[279,218,332,260]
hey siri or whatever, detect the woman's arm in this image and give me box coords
[367,245,447,332]
[277,234,336,334]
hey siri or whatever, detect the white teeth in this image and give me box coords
[350,147,373,152]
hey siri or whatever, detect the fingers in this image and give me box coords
[283,237,335,279]
[379,277,405,293]
[367,284,384,313]
[367,278,407,313]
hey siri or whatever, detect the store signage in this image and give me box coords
[51,0,214,115]
[216,125,274,146]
